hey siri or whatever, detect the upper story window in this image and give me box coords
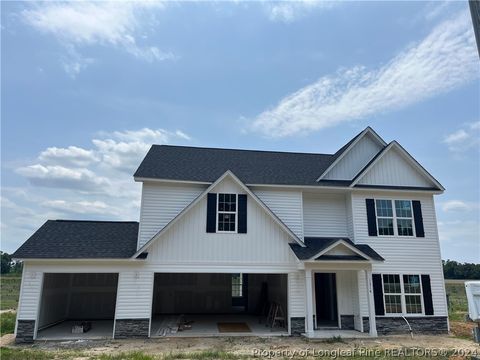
[217,193,237,232]
[374,199,415,237]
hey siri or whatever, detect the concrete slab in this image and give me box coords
[36,320,114,340]
[151,314,288,337]
[305,330,371,339]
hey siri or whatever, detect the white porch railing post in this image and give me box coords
[305,269,315,337]
[365,269,378,337]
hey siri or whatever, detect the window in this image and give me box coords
[382,274,423,315]
[375,199,415,236]
[231,273,243,297]
[382,274,402,313]
[376,200,394,236]
[403,275,422,314]
[217,193,237,232]
[395,200,414,236]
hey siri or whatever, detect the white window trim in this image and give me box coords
[381,273,425,316]
[375,199,416,237]
[216,193,238,233]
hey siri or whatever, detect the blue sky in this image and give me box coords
[1,1,479,262]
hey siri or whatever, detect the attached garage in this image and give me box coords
[36,273,118,340]
[150,273,288,336]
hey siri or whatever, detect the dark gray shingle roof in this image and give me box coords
[134,145,335,186]
[289,237,384,261]
[13,220,139,259]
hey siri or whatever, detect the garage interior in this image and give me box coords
[36,273,118,340]
[150,273,288,337]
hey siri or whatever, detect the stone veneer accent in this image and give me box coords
[114,319,150,338]
[290,317,305,336]
[362,316,448,335]
[340,315,355,330]
[16,320,35,343]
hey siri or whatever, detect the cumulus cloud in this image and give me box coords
[39,145,98,167]
[21,1,175,76]
[42,199,112,215]
[441,200,479,213]
[265,0,336,23]
[443,121,480,152]
[438,220,480,263]
[250,11,478,137]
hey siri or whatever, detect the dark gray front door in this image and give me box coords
[314,273,338,327]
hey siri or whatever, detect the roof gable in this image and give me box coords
[350,141,444,190]
[133,170,305,258]
[317,127,387,181]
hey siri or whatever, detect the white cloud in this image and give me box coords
[265,0,336,23]
[21,1,174,76]
[250,11,478,137]
[39,146,98,166]
[443,121,480,152]
[42,199,112,215]
[441,200,478,213]
[438,220,480,263]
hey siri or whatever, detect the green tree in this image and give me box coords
[0,252,12,274]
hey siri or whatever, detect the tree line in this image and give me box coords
[1,252,479,279]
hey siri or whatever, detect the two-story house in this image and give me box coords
[12,127,448,343]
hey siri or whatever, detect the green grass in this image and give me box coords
[445,281,468,321]
[0,312,16,336]
[0,276,21,310]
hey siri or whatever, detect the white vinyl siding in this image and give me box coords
[253,188,304,239]
[357,149,433,188]
[17,267,43,321]
[138,182,206,248]
[303,193,348,238]
[288,271,306,318]
[352,191,447,317]
[115,271,154,319]
[324,133,383,180]
[146,178,298,268]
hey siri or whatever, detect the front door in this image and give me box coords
[314,273,338,328]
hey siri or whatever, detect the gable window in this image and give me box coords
[382,274,423,315]
[395,200,414,236]
[374,199,415,237]
[217,193,237,232]
[376,200,394,236]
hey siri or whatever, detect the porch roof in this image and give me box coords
[289,237,384,262]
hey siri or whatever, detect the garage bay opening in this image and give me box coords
[150,273,288,336]
[36,273,118,340]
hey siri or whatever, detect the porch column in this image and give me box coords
[364,269,377,337]
[305,269,315,337]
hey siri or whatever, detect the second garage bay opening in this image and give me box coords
[36,273,118,340]
[150,273,288,336]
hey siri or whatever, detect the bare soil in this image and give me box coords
[2,334,479,357]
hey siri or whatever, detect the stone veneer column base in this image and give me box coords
[15,320,35,343]
[290,317,305,336]
[114,319,150,338]
[362,316,448,335]
[340,315,355,330]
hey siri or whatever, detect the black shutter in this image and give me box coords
[366,199,378,236]
[412,200,425,237]
[238,194,247,234]
[206,193,217,233]
[372,274,385,315]
[421,275,434,315]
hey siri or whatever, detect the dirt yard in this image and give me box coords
[2,334,479,359]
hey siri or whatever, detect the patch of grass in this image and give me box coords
[163,350,244,360]
[324,335,345,344]
[98,351,156,360]
[0,276,21,310]
[0,347,64,360]
[0,312,16,336]
[445,281,468,321]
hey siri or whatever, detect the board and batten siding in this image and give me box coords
[16,266,43,321]
[146,178,298,269]
[352,192,447,317]
[357,149,433,188]
[324,133,383,180]
[252,188,304,240]
[303,193,348,238]
[138,182,207,248]
[115,271,154,319]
